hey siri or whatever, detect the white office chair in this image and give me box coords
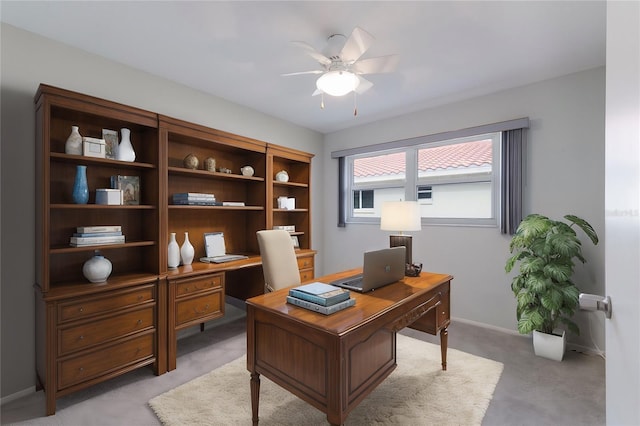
[256,229,300,293]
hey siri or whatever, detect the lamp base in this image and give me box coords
[389,235,412,266]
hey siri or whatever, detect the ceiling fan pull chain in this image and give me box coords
[354,92,358,116]
[320,92,325,110]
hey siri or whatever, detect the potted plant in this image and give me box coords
[505,214,599,360]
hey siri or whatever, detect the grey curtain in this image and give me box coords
[338,156,347,227]
[500,129,525,234]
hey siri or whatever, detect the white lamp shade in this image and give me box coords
[380,201,422,232]
[316,71,360,96]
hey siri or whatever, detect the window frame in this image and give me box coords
[344,132,502,227]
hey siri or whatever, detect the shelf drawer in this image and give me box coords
[297,256,314,271]
[59,307,154,355]
[174,274,223,298]
[176,291,223,326]
[58,285,155,323]
[58,332,154,390]
[299,269,314,282]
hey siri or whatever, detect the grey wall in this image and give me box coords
[0,23,324,399]
[322,67,606,347]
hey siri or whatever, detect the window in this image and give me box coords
[343,132,501,226]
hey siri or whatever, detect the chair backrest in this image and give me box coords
[256,230,301,292]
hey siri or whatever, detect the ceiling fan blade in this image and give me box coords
[354,76,374,94]
[281,70,324,77]
[351,54,399,75]
[312,88,323,96]
[340,27,375,63]
[291,41,332,66]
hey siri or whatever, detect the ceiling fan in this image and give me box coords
[283,27,399,113]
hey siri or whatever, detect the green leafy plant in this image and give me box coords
[505,214,599,335]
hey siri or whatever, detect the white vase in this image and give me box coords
[82,251,112,283]
[168,232,180,268]
[533,329,566,361]
[116,128,136,162]
[65,125,83,155]
[180,232,195,265]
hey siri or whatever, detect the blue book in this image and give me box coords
[286,295,355,315]
[289,282,350,306]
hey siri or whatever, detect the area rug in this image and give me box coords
[149,334,504,425]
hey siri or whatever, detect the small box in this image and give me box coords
[286,198,296,210]
[83,137,106,158]
[96,188,122,205]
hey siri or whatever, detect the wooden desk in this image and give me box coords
[246,270,452,426]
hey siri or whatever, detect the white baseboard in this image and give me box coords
[1,386,36,406]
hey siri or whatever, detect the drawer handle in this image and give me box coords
[78,307,84,313]
[194,304,210,314]
[78,367,84,372]
[78,335,84,341]
[137,295,143,301]
[137,319,143,325]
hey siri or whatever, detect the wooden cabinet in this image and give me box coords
[34,84,315,414]
[34,85,165,415]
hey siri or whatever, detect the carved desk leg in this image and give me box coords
[440,327,448,371]
[250,372,260,425]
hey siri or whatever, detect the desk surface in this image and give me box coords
[246,270,452,425]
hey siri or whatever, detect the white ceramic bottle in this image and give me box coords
[116,128,136,162]
[180,232,195,265]
[168,232,180,268]
[82,251,112,283]
[65,125,83,155]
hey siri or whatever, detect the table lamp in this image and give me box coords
[380,201,422,266]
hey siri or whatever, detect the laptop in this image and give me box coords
[330,246,406,292]
[199,232,248,263]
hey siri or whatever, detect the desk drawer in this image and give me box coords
[176,291,223,326]
[299,269,314,282]
[58,285,155,323]
[297,256,314,271]
[174,274,223,298]
[59,307,154,356]
[58,333,154,390]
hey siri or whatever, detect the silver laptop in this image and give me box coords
[331,247,406,292]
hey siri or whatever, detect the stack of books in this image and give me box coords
[70,225,125,247]
[286,282,354,315]
[172,192,219,206]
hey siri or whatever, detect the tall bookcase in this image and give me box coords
[34,85,315,413]
[34,85,164,415]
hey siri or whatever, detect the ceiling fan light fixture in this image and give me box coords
[316,70,360,96]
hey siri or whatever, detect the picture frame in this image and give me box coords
[102,128,118,159]
[290,235,300,248]
[111,175,140,205]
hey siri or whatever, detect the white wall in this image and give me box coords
[323,67,606,348]
[0,23,324,399]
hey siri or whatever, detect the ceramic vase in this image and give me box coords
[65,125,83,155]
[180,232,195,265]
[72,165,89,204]
[116,128,136,162]
[168,232,180,268]
[82,251,112,283]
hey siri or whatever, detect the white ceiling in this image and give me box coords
[1,1,606,134]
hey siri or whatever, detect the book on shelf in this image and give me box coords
[289,282,350,306]
[73,231,123,238]
[222,201,245,206]
[173,200,222,206]
[286,295,355,315]
[172,192,215,201]
[273,225,296,232]
[111,175,140,205]
[76,225,122,233]
[70,235,125,246]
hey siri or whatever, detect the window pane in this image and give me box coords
[419,182,492,218]
[418,139,492,181]
[361,190,374,208]
[354,152,405,185]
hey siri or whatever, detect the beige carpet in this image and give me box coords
[149,334,503,425]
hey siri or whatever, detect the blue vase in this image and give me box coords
[72,165,89,204]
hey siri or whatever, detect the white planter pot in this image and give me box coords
[533,329,566,361]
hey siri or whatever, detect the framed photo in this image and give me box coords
[102,129,118,159]
[290,235,300,248]
[111,175,140,205]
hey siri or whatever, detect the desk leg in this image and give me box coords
[440,327,448,371]
[250,372,260,425]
